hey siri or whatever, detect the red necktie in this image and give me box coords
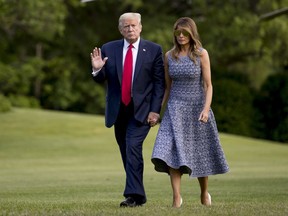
[122,44,133,106]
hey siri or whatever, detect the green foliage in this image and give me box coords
[0,0,67,41]
[0,58,43,96]
[0,0,288,142]
[0,63,18,94]
[197,0,288,89]
[213,77,255,137]
[259,17,288,68]
[200,7,261,68]
[40,57,79,110]
[142,17,175,53]
[73,82,106,114]
[8,94,40,108]
[254,71,288,142]
[0,94,11,112]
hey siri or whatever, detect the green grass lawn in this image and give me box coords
[0,108,288,216]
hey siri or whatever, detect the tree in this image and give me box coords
[0,0,68,101]
[197,0,288,89]
[1,0,288,142]
[254,71,288,142]
[212,72,256,137]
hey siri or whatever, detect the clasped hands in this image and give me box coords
[147,112,160,127]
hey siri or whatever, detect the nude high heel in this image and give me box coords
[207,193,212,206]
[179,197,183,207]
[173,197,183,208]
[201,193,212,206]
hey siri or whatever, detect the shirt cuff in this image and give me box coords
[91,68,101,76]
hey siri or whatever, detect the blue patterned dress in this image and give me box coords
[151,51,229,177]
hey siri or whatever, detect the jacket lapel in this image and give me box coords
[116,40,124,84]
[134,39,146,81]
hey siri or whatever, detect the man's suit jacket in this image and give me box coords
[93,38,165,128]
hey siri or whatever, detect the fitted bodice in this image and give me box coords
[168,55,204,104]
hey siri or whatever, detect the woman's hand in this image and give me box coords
[198,110,209,123]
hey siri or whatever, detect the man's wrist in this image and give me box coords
[92,68,101,76]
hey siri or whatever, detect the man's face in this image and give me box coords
[119,18,142,44]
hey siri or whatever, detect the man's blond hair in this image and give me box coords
[118,12,142,29]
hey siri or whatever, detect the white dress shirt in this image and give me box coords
[123,38,139,90]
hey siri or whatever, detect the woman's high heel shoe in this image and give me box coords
[201,193,212,206]
[207,193,212,206]
[179,197,183,207]
[173,197,183,208]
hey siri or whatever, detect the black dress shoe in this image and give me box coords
[120,197,138,207]
[135,197,146,206]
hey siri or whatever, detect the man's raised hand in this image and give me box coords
[90,47,108,71]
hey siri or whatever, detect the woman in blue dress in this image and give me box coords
[151,17,229,208]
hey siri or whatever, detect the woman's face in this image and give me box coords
[174,28,190,46]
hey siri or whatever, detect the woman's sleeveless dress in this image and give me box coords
[151,52,229,177]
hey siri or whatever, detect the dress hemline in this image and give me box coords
[151,157,229,178]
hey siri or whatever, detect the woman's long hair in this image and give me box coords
[170,17,202,63]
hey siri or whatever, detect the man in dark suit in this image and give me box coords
[90,12,165,207]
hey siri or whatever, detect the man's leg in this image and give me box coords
[114,103,131,170]
[124,117,150,204]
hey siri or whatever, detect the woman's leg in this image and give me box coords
[169,168,182,208]
[197,176,211,206]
